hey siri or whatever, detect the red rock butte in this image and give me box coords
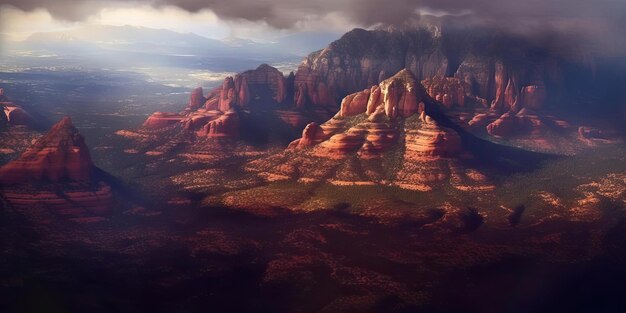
[0,116,94,185]
[251,69,494,192]
[290,69,429,155]
[142,64,312,139]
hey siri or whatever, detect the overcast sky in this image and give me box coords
[1,0,624,53]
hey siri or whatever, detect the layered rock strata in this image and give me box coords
[250,69,493,191]
[0,117,93,184]
[0,117,113,214]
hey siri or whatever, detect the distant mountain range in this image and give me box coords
[2,25,342,60]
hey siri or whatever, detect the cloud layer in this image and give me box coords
[2,0,623,27]
[1,0,625,53]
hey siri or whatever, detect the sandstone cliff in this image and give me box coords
[292,23,597,115]
[141,64,327,141]
[251,69,493,192]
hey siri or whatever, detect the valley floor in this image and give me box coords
[1,142,625,312]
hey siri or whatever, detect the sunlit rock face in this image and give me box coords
[138,63,333,148]
[0,117,93,184]
[143,112,185,129]
[0,117,113,214]
[405,112,462,157]
[289,69,424,157]
[196,111,240,138]
[251,69,493,191]
[289,122,320,149]
[291,23,624,151]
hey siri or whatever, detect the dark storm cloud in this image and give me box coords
[1,0,625,48]
[1,0,623,27]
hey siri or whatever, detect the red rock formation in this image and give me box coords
[290,69,422,157]
[251,69,493,191]
[275,110,310,129]
[480,108,548,138]
[196,111,240,138]
[405,113,462,157]
[486,111,516,137]
[201,64,288,112]
[292,26,587,113]
[235,75,250,107]
[181,110,223,130]
[0,117,93,184]
[289,122,320,149]
[218,77,237,112]
[294,66,335,108]
[241,64,286,104]
[489,62,523,113]
[187,87,206,111]
[204,89,221,110]
[143,112,184,129]
[339,90,370,117]
[421,76,486,109]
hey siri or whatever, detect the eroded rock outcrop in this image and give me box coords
[0,117,93,184]
[139,64,331,145]
[0,116,113,214]
[483,108,548,138]
[196,111,239,138]
[143,112,185,129]
[405,113,462,157]
[289,69,424,156]
[187,87,207,111]
[251,69,493,191]
[204,64,289,112]
[422,76,475,108]
[289,122,320,149]
[292,23,596,114]
[294,66,335,109]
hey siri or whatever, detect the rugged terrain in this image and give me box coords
[0,19,624,313]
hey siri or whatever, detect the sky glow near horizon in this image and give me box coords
[0,4,354,41]
[0,0,623,56]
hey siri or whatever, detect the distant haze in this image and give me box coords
[1,0,624,56]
